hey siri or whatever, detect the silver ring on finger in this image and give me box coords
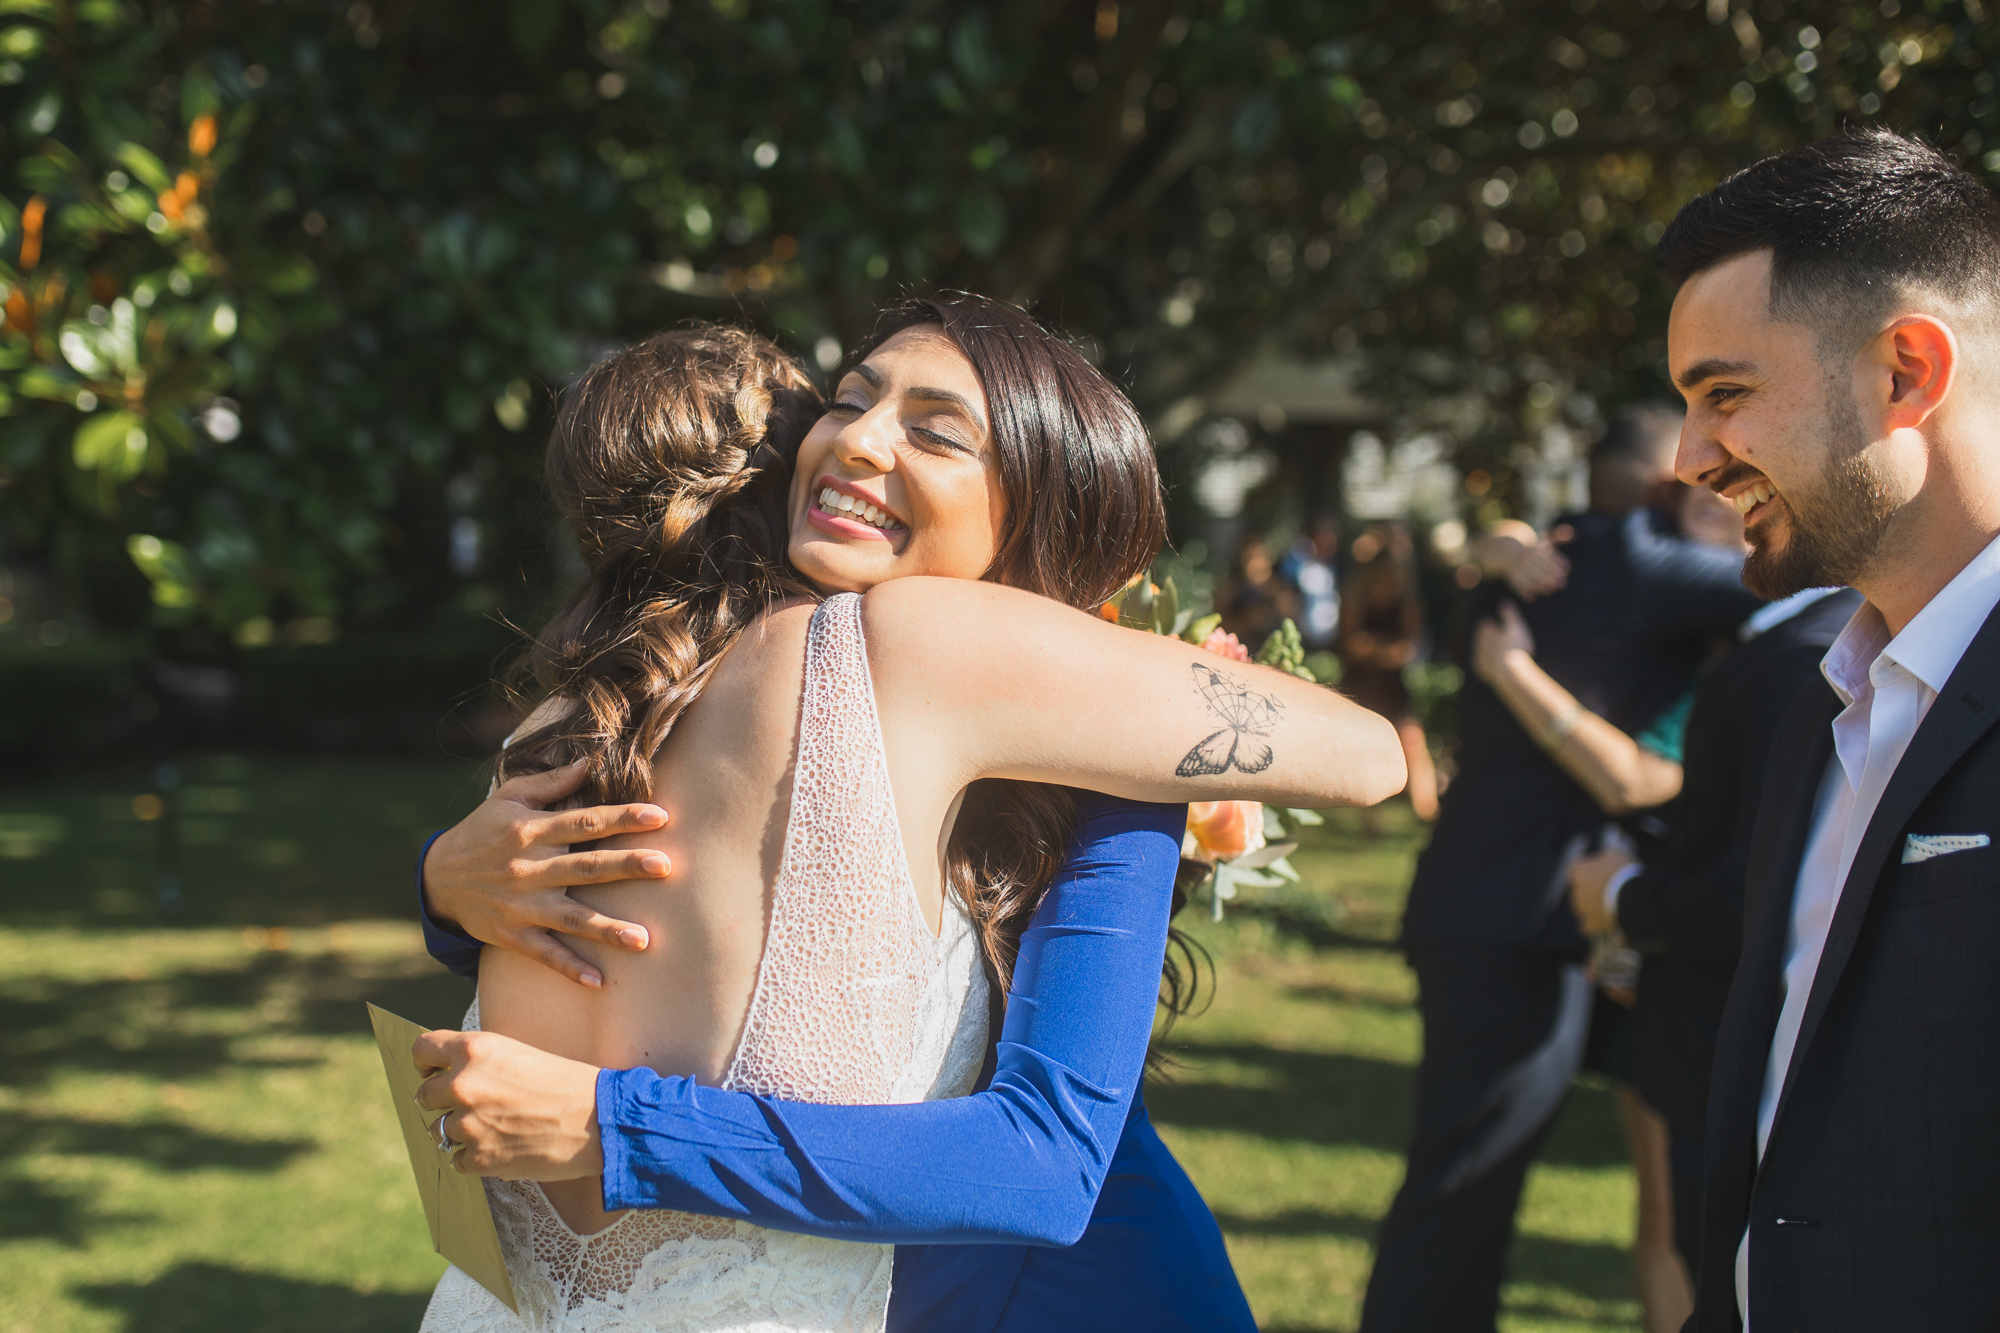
[434,1113,463,1156]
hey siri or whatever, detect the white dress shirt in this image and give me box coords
[1737,531,2000,1329]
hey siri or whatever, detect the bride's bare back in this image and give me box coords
[484,601,802,1080]
[475,596,969,1237]
[479,595,964,1057]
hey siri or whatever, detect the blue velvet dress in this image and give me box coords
[420,793,1255,1332]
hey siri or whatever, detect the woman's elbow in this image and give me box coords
[1594,777,1680,819]
[1594,791,1639,818]
[1356,711,1409,805]
[1028,1196,1096,1247]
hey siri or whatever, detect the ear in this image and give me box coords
[1871,315,1957,430]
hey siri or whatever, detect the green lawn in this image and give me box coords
[0,758,1639,1332]
[1159,806,1640,1332]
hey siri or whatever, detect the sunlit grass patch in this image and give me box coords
[2,762,1644,1332]
[1155,801,1642,1332]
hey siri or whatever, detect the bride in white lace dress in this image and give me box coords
[414,310,1402,1333]
[427,594,985,1333]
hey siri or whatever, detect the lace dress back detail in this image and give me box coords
[423,594,987,1333]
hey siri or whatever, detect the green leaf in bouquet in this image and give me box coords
[1150,576,1179,637]
[1255,617,1315,680]
[1210,863,1238,920]
[1306,651,1343,685]
[1183,612,1222,645]
[1117,578,1155,629]
[1284,807,1325,825]
[1227,867,1286,889]
[1231,839,1297,870]
[1261,805,1287,840]
[1267,856,1301,883]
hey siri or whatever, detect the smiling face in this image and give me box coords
[786,324,1007,595]
[1668,249,1911,598]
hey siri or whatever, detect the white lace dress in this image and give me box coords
[421,594,990,1333]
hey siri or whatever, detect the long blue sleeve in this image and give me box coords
[417,829,485,983]
[592,792,1184,1247]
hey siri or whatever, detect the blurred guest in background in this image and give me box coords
[1469,481,1764,1333]
[1281,514,1344,651]
[1214,530,1297,646]
[1360,405,1759,1333]
[1340,522,1440,822]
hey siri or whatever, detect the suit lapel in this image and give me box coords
[1769,601,2000,1133]
[1698,680,1840,1312]
[1719,685,1840,1123]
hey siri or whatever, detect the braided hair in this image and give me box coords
[498,325,822,803]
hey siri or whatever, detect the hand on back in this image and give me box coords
[422,759,673,987]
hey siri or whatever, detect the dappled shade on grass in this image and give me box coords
[76,1262,432,1333]
[1150,802,1641,1331]
[2,760,1644,1332]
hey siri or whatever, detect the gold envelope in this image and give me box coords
[367,1003,519,1313]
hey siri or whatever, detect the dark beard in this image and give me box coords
[1740,390,1896,599]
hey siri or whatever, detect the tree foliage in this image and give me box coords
[2,0,1994,642]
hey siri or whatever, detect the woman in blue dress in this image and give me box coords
[412,296,1404,1330]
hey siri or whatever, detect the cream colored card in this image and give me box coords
[368,1003,519,1313]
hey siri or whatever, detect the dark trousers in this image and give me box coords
[1668,1132,1705,1283]
[1359,946,1593,1333]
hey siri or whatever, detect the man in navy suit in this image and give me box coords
[1360,414,1757,1333]
[1569,583,1861,1278]
[1660,128,2000,1330]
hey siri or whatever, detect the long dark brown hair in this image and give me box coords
[846,295,1178,1015]
[504,298,1195,1035]
[497,325,821,799]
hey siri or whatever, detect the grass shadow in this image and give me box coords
[1229,901,1402,954]
[0,1172,119,1246]
[1148,1043,1413,1154]
[0,1110,311,1173]
[0,952,473,1092]
[1212,1207,1636,1326]
[1151,1039,1631,1171]
[74,1261,434,1333]
[1212,1206,1379,1242]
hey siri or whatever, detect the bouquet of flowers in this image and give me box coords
[1103,575,1327,919]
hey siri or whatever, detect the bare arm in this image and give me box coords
[861,578,1406,809]
[1469,602,1682,816]
[1473,519,1573,601]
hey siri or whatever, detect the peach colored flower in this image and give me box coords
[1199,628,1251,662]
[1184,800,1266,862]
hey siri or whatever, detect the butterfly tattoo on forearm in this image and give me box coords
[1177,661,1284,777]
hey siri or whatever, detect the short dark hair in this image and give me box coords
[1589,402,1682,512]
[1656,128,2000,348]
[1592,401,1683,468]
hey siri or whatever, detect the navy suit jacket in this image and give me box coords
[1619,588,1861,1141]
[1693,598,2000,1331]
[1405,507,1759,953]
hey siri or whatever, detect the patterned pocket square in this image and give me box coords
[1903,833,1992,864]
